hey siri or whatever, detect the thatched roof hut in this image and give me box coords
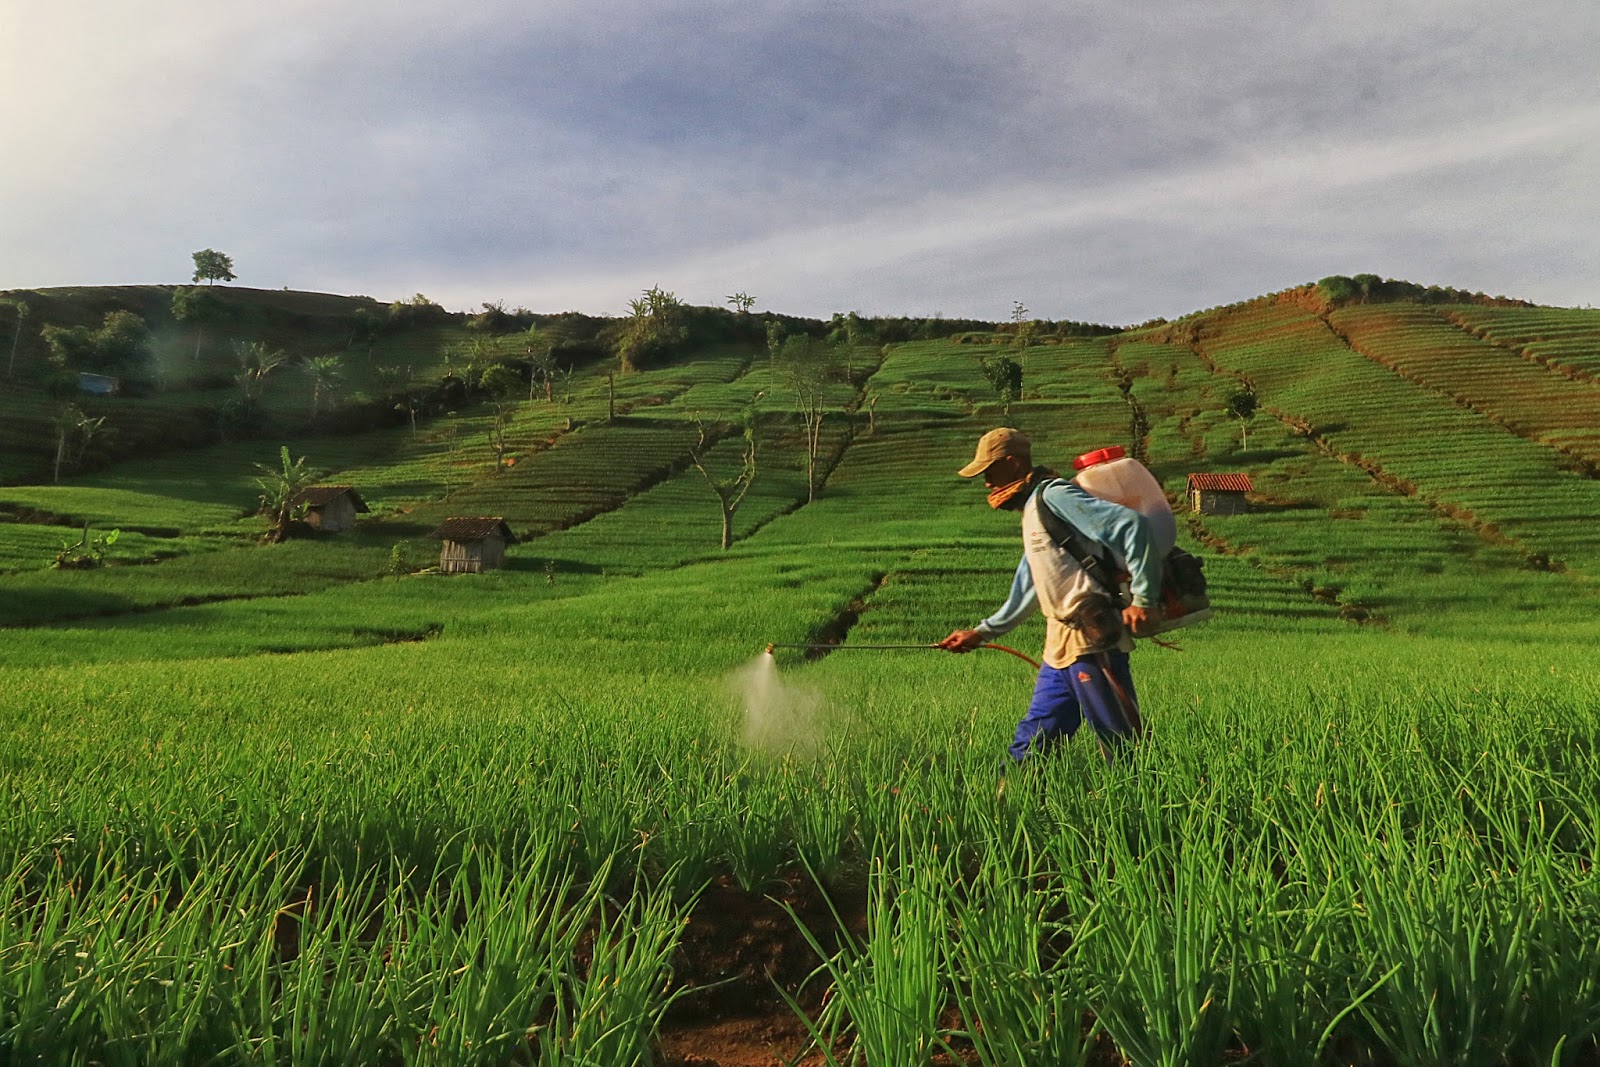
[289,486,370,532]
[429,516,516,574]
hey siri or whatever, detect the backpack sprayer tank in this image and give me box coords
[1071,446,1211,633]
[1072,447,1177,556]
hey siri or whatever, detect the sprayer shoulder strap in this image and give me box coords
[1033,480,1123,601]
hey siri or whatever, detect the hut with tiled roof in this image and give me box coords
[289,486,369,532]
[430,517,516,573]
[1187,473,1253,515]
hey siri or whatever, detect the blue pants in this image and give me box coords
[1009,650,1143,762]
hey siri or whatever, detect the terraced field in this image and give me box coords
[1330,303,1600,465]
[1151,301,1600,579]
[4,289,1600,1067]
[1444,304,1600,381]
[1119,339,1594,636]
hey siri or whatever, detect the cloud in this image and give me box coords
[3,0,1597,319]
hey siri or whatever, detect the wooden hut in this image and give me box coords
[1187,473,1253,515]
[430,516,516,574]
[290,486,370,532]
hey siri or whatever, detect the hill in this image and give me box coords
[4,274,1595,634]
[4,277,1600,1065]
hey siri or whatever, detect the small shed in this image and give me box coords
[77,373,121,395]
[430,516,516,574]
[290,486,370,532]
[1187,473,1254,515]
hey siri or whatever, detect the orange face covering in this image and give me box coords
[986,464,1056,510]
[987,476,1031,510]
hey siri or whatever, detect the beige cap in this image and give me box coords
[958,427,1031,477]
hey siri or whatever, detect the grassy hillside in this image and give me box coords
[3,281,1600,1065]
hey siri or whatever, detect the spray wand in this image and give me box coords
[764,642,1040,670]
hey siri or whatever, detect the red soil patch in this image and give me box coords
[659,869,867,1067]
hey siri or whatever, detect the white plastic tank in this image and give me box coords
[1071,446,1177,558]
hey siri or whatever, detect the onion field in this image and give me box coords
[4,294,1600,1066]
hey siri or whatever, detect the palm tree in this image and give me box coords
[235,341,287,401]
[301,354,345,419]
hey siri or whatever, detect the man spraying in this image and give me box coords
[938,428,1161,761]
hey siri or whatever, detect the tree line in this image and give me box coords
[1315,274,1534,310]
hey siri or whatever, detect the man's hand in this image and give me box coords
[937,629,988,653]
[1122,605,1153,637]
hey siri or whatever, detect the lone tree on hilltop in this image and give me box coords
[192,249,236,285]
[725,291,757,314]
[688,409,758,551]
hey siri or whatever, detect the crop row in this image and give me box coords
[1440,305,1600,381]
[1329,304,1600,465]
[3,598,1598,1062]
[1170,303,1600,577]
[1119,340,1598,636]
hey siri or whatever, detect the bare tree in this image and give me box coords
[478,364,521,468]
[524,323,557,401]
[688,412,758,550]
[772,334,836,502]
[6,299,28,377]
[52,405,107,484]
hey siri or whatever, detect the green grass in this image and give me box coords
[5,303,1600,1064]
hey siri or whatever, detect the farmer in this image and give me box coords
[938,428,1160,761]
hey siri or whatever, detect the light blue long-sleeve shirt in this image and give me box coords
[976,479,1160,637]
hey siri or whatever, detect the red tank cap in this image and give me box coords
[1073,445,1126,470]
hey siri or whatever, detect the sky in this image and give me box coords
[3,0,1597,325]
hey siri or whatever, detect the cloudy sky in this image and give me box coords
[4,1,1596,324]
